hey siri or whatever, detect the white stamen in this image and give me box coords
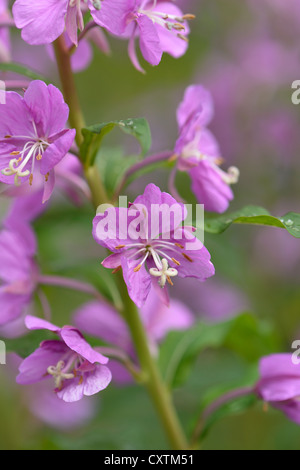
[149,258,178,288]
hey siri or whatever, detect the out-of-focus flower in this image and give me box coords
[74,288,194,383]
[13,0,83,45]
[12,0,125,48]
[255,354,300,425]
[1,152,91,208]
[91,0,192,72]
[6,353,96,429]
[0,226,37,329]
[47,30,110,73]
[17,315,112,402]
[202,37,300,165]
[0,80,76,202]
[173,277,249,323]
[173,85,239,213]
[93,183,215,307]
[29,381,97,429]
[252,213,300,282]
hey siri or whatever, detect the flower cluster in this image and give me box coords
[0,80,76,203]
[12,0,194,71]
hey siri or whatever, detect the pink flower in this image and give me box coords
[93,183,215,308]
[91,0,192,72]
[255,354,300,425]
[16,316,112,402]
[12,0,126,47]
[12,0,84,46]
[174,85,239,213]
[0,80,76,202]
[2,152,91,210]
[6,353,96,429]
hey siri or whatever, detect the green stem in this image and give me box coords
[85,165,109,209]
[53,34,108,206]
[53,34,188,450]
[53,36,85,148]
[118,276,189,450]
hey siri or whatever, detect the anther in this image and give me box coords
[177,33,189,42]
[182,14,196,20]
[182,253,193,262]
[175,243,184,249]
[112,266,122,274]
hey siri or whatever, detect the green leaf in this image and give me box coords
[204,205,300,238]
[125,158,173,190]
[223,313,280,362]
[159,313,278,389]
[95,147,139,198]
[159,321,234,388]
[80,118,151,167]
[0,62,48,82]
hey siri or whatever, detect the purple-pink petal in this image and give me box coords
[121,256,152,308]
[60,326,109,365]
[190,160,234,213]
[16,340,68,385]
[13,0,68,45]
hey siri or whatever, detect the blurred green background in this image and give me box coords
[1,0,300,449]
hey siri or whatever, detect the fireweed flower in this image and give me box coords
[90,0,192,72]
[173,85,239,213]
[74,289,194,382]
[255,354,300,425]
[0,226,37,329]
[93,183,215,307]
[12,0,122,46]
[0,80,76,202]
[13,0,85,45]
[16,316,112,402]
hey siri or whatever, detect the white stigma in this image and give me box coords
[47,360,75,390]
[149,258,178,288]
